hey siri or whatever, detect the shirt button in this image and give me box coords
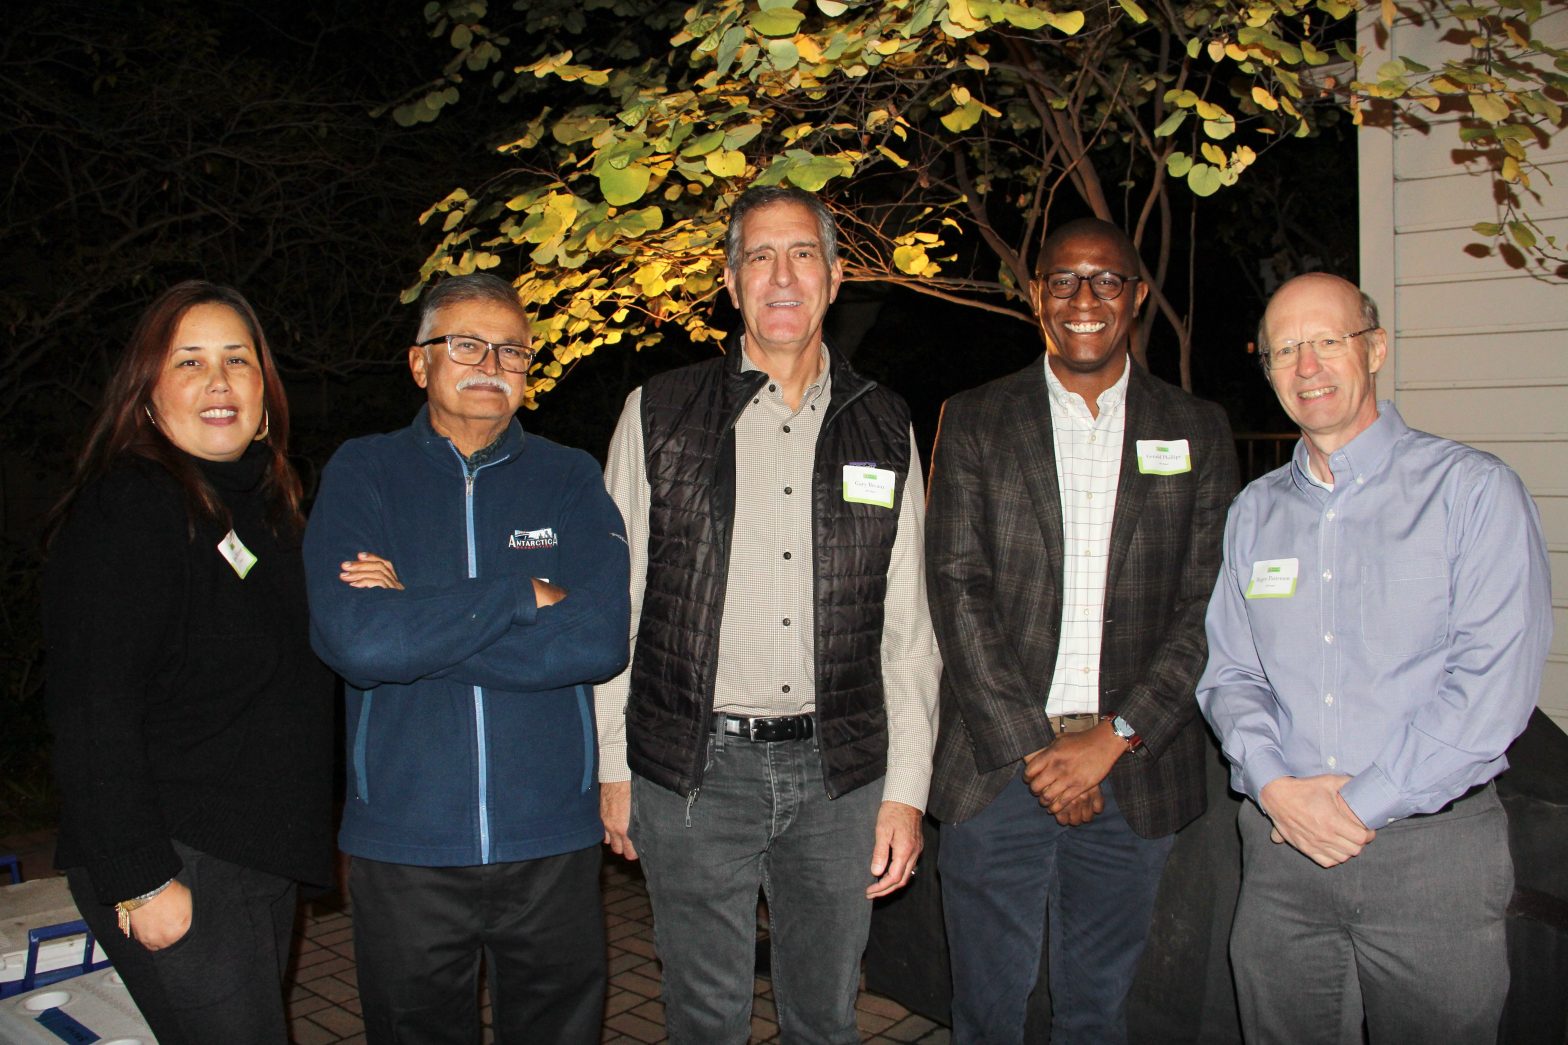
[782,551,792,560]
[782,684,791,694]
[1086,492,1094,500]
[1324,694,1334,706]
[1081,666,1091,675]
[1326,509,1336,521]
[1088,434,1097,443]
[1324,633,1334,644]
[782,618,791,627]
[783,425,792,433]
[1322,570,1332,582]
[1327,756,1338,768]
[1355,475,1365,484]
[784,486,792,495]
[769,383,777,392]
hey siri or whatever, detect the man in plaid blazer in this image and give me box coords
[926,218,1238,1044]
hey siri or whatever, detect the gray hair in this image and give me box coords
[415,273,529,342]
[1257,282,1380,371]
[724,186,839,272]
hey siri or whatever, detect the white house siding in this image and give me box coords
[1359,7,1568,730]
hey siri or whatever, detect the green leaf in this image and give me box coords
[1508,221,1536,250]
[1472,221,1502,237]
[749,8,806,36]
[716,25,746,74]
[1166,152,1193,176]
[758,0,798,9]
[1202,115,1236,139]
[784,154,850,191]
[598,163,652,206]
[1153,110,1188,137]
[1187,162,1223,196]
[681,129,727,157]
[817,0,849,13]
[768,38,800,69]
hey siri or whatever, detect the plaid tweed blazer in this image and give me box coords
[925,359,1238,838]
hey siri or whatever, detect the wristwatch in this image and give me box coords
[1109,715,1143,754]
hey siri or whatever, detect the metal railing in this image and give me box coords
[1234,433,1297,484]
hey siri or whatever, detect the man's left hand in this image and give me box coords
[340,552,403,590]
[1023,723,1124,813]
[867,801,924,899]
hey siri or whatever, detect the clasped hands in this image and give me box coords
[1022,722,1125,826]
[1259,774,1375,867]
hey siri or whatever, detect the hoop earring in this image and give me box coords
[255,408,270,442]
[144,404,157,427]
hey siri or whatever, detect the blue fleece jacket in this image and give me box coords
[304,407,630,866]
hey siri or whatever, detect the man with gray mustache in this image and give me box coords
[304,273,631,1044]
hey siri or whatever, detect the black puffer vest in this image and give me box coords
[627,350,911,798]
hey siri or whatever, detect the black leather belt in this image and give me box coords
[714,713,815,743]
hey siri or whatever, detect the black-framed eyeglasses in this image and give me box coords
[1260,326,1378,371]
[1041,269,1141,301]
[415,334,534,374]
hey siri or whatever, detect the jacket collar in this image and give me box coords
[411,403,526,472]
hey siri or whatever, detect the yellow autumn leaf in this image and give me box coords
[1468,92,1509,124]
[705,149,748,177]
[941,100,984,132]
[1251,86,1278,110]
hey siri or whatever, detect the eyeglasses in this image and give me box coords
[1041,270,1141,301]
[416,334,534,374]
[1260,327,1378,371]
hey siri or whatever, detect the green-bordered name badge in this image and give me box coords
[842,465,896,509]
[1245,557,1298,599]
[1136,438,1191,475]
[217,528,257,579]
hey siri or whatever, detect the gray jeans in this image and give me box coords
[630,731,881,1045]
[1231,784,1512,1045]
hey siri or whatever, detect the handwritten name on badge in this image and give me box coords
[218,529,257,579]
[1245,558,1299,599]
[842,465,896,509]
[1136,439,1191,475]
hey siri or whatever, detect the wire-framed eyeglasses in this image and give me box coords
[1040,269,1141,301]
[416,334,534,374]
[1260,327,1378,371]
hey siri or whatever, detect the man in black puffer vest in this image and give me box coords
[598,185,940,1044]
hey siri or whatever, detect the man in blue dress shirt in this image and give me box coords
[1197,272,1552,1044]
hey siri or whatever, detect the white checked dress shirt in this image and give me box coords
[1043,357,1130,716]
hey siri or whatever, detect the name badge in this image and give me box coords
[1136,439,1191,475]
[218,529,257,579]
[842,465,896,509]
[1245,557,1298,599]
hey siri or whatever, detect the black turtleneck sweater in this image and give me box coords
[45,446,333,902]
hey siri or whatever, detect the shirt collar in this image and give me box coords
[1291,400,1406,491]
[740,339,832,406]
[1042,353,1131,415]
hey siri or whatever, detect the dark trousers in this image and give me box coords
[65,841,297,1045]
[350,845,606,1045]
[630,733,880,1045]
[940,773,1174,1045]
[1231,785,1512,1045]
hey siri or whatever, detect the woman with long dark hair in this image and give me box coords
[43,280,332,1043]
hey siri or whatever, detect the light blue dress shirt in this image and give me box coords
[1197,403,1552,829]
